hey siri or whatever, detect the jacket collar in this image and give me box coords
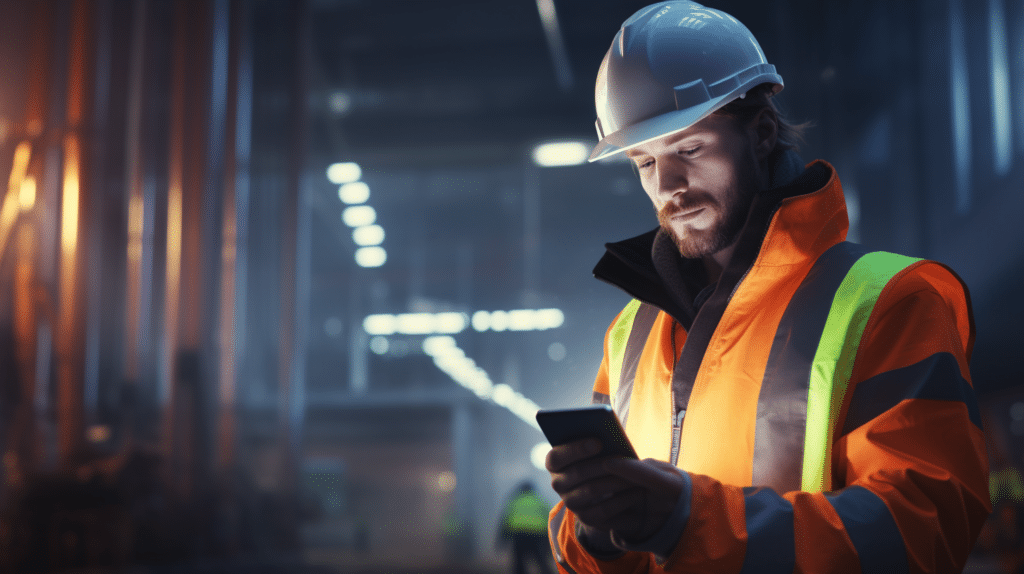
[593,156,847,330]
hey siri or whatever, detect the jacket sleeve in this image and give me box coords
[548,305,658,574]
[550,262,991,574]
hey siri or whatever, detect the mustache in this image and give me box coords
[658,195,715,219]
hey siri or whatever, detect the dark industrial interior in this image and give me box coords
[0,0,1021,572]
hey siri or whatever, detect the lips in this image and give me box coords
[674,207,705,219]
[658,201,713,230]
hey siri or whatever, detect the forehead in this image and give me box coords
[625,113,739,157]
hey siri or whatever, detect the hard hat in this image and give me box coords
[589,1,783,162]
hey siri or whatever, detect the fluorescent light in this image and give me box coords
[434,312,468,334]
[532,141,589,167]
[352,224,385,246]
[343,205,376,227]
[362,309,562,337]
[327,162,362,184]
[469,308,565,332]
[422,336,541,430]
[397,313,435,335]
[364,314,397,335]
[422,335,455,355]
[490,310,509,332]
[535,308,565,329]
[491,383,515,407]
[339,181,370,204]
[472,310,490,332]
[363,312,468,335]
[355,246,386,268]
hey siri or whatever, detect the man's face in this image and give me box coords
[625,113,762,259]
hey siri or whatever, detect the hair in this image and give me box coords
[712,83,810,153]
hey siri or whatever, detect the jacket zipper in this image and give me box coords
[669,409,686,466]
[669,204,782,467]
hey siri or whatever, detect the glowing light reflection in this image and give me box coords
[950,0,972,213]
[532,141,589,167]
[989,0,1012,175]
[60,136,81,338]
[423,336,542,430]
[326,162,361,184]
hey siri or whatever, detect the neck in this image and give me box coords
[702,241,737,285]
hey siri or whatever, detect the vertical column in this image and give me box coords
[81,0,115,442]
[161,0,228,500]
[158,0,187,484]
[348,283,368,394]
[276,0,312,546]
[123,0,159,441]
[55,0,92,470]
[521,162,540,308]
[216,0,254,475]
[452,401,476,557]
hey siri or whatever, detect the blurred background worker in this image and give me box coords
[499,481,555,574]
[545,2,990,572]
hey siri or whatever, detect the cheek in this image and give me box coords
[643,187,661,209]
[691,155,736,188]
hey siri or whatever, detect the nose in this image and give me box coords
[654,159,688,200]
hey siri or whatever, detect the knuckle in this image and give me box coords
[551,476,570,495]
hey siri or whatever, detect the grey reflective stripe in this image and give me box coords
[841,352,981,435]
[738,487,795,574]
[592,391,610,405]
[548,504,577,573]
[616,302,660,426]
[825,486,909,573]
[752,242,868,493]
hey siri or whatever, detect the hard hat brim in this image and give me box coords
[588,79,782,163]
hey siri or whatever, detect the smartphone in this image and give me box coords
[536,405,638,459]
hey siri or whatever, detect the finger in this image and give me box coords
[545,438,602,473]
[550,457,619,496]
[575,488,645,532]
[601,458,685,541]
[560,475,636,510]
[603,457,683,490]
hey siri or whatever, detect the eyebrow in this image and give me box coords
[626,131,708,158]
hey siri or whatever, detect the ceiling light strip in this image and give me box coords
[423,335,541,431]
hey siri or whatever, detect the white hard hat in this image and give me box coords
[589,1,783,162]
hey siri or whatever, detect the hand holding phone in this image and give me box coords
[536,404,638,459]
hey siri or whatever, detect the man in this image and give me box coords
[499,481,556,574]
[544,2,990,573]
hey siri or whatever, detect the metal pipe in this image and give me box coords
[55,0,92,470]
[216,0,254,475]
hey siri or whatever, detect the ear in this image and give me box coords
[751,107,778,161]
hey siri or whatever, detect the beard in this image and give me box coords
[657,173,758,260]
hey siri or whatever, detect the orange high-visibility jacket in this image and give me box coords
[549,161,990,573]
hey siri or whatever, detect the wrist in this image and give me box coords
[610,468,692,563]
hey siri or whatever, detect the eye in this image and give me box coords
[680,146,702,157]
[638,159,654,169]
